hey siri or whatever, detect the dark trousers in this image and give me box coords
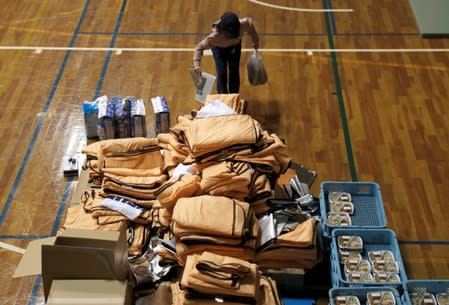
[212,41,242,94]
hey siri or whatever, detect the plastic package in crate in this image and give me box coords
[320,181,387,239]
[329,287,403,305]
[403,280,449,305]
[330,228,407,290]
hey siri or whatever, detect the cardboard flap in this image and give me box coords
[59,228,122,241]
[41,245,122,300]
[56,228,129,279]
[13,237,56,278]
[46,279,132,305]
[54,236,117,249]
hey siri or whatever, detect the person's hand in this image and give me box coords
[193,65,202,78]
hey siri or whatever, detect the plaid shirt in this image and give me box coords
[193,17,260,67]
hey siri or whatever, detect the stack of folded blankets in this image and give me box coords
[172,195,259,264]
[63,93,322,296]
[171,251,282,305]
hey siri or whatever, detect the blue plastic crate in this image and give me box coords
[403,280,449,305]
[319,181,387,238]
[330,228,407,290]
[329,287,403,305]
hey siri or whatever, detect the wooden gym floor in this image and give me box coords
[0,1,448,304]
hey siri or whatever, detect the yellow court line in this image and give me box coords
[0,0,49,96]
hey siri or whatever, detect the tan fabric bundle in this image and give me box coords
[82,137,159,159]
[255,219,322,269]
[98,190,156,209]
[81,190,148,223]
[102,170,167,188]
[58,200,126,234]
[200,161,253,200]
[171,282,249,305]
[205,94,246,114]
[150,201,173,230]
[102,173,167,200]
[157,132,190,160]
[258,276,283,305]
[172,195,257,242]
[171,276,282,305]
[156,174,202,209]
[192,147,254,166]
[180,252,260,302]
[234,131,291,176]
[176,242,256,267]
[128,224,150,256]
[181,115,261,158]
[255,247,321,269]
[99,146,163,172]
[275,218,316,248]
[248,171,273,201]
[104,167,163,177]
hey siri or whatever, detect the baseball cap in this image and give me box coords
[218,12,240,39]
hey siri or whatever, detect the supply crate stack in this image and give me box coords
[330,229,408,291]
[319,181,408,303]
[402,280,449,305]
[329,287,404,305]
[319,182,388,243]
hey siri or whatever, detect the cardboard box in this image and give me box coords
[46,279,132,305]
[14,228,129,301]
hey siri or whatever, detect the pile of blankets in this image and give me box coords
[62,94,322,301]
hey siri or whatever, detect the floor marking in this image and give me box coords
[248,0,353,12]
[0,0,49,96]
[0,241,26,254]
[322,0,357,181]
[1,46,449,53]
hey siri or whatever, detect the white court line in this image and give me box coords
[0,241,26,254]
[248,0,353,12]
[1,46,449,53]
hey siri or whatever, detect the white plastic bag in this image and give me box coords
[246,49,268,86]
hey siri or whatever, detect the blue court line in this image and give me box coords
[0,235,50,239]
[26,2,126,303]
[50,176,75,235]
[79,31,421,37]
[0,1,89,227]
[0,119,44,225]
[16,1,91,304]
[27,276,42,305]
[93,0,127,100]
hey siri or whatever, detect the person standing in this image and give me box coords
[193,11,260,94]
